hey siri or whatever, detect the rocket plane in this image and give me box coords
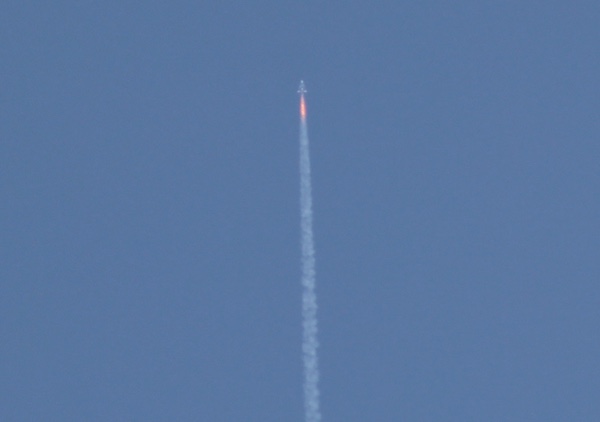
[298,80,307,95]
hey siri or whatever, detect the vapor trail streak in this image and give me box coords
[298,81,321,422]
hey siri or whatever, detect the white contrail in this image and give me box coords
[298,80,321,422]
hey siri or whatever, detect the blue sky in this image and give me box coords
[2,2,599,420]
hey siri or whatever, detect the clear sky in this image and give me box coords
[2,2,599,421]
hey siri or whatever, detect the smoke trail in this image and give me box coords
[298,82,321,422]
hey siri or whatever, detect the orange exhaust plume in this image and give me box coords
[300,96,307,119]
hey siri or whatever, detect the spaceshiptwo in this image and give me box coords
[298,80,307,94]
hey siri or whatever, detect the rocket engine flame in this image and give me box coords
[300,96,307,120]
